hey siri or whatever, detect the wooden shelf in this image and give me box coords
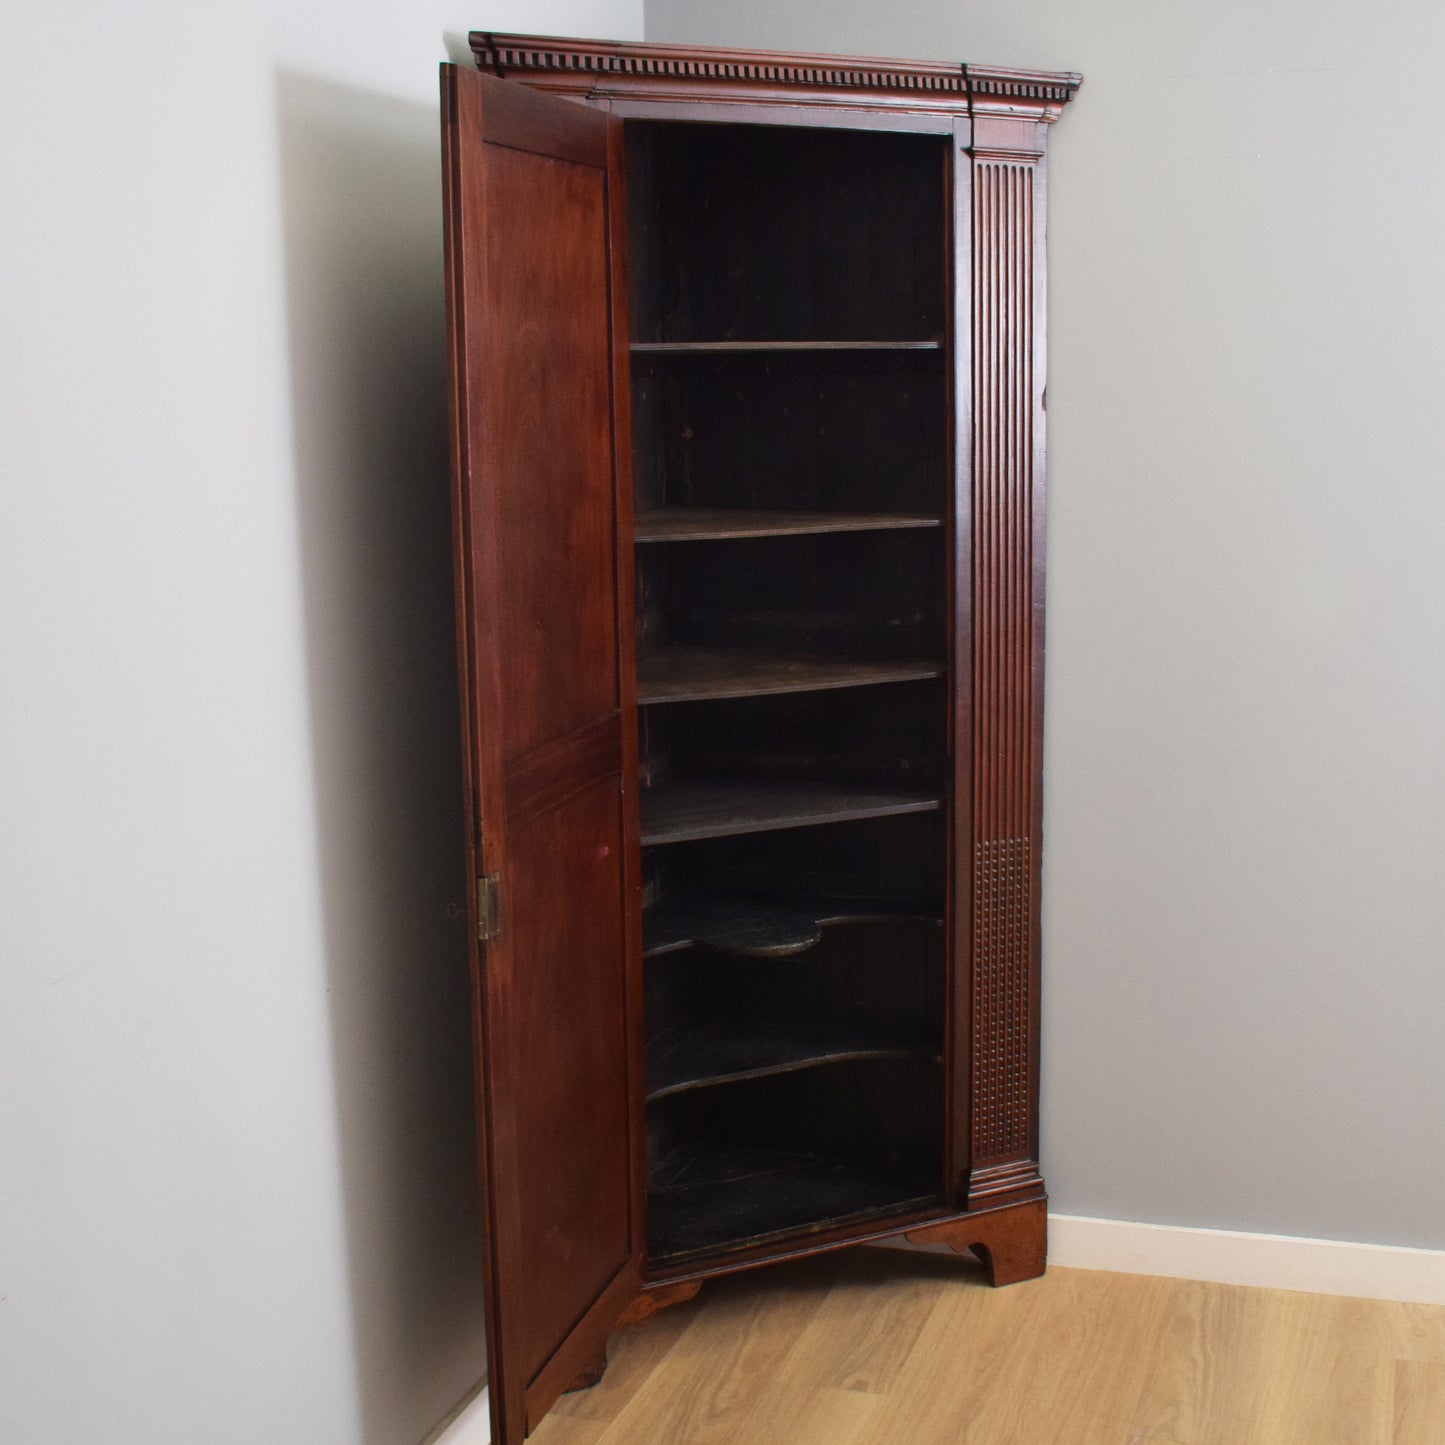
[640,780,941,846]
[647,1020,934,1102]
[647,1141,940,1264]
[643,894,941,959]
[635,508,941,543]
[631,339,942,353]
[638,648,943,706]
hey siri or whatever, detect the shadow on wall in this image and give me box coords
[274,68,486,1445]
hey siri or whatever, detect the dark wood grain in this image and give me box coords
[635,529,946,664]
[478,68,608,166]
[645,814,945,917]
[443,39,1081,1431]
[648,1142,940,1264]
[631,339,941,352]
[562,1348,610,1395]
[642,894,941,959]
[478,114,631,1389]
[441,65,637,1445]
[625,122,946,346]
[648,1018,936,1101]
[637,647,943,705]
[903,1196,1047,1285]
[614,1277,704,1328]
[643,918,943,1132]
[640,1208,950,1289]
[944,110,972,1226]
[503,712,622,830]
[641,779,940,846]
[472,33,1081,122]
[647,1058,942,1257]
[629,348,947,518]
[634,508,941,542]
[485,137,620,761]
[638,683,947,800]
[962,119,1052,1214]
[605,106,650,1287]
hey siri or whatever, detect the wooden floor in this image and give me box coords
[534,1247,1445,1445]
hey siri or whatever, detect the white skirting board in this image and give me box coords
[1049,1214,1445,1306]
[427,1383,489,1445]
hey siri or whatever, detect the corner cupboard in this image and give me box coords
[440,33,1081,1443]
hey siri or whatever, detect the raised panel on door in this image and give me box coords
[441,63,641,1445]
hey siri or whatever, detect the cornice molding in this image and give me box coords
[966,63,1083,106]
[470,33,1081,122]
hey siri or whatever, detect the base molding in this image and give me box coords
[903,1196,1046,1285]
[1050,1213,1445,1306]
[428,1382,489,1445]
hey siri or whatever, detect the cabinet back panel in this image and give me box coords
[639,680,947,792]
[625,122,946,344]
[622,109,954,1276]
[647,1058,944,1263]
[645,810,947,909]
[630,350,947,517]
[645,920,944,1051]
[636,530,945,660]
[656,1057,942,1165]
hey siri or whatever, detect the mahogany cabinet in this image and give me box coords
[440,33,1080,1444]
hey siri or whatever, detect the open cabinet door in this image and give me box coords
[441,64,641,1445]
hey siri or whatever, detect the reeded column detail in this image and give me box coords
[971,158,1037,1170]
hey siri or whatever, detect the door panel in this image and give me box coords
[501,773,632,1380]
[484,144,620,759]
[442,63,638,1445]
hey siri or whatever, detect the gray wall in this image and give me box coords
[0,4,638,1443]
[5,6,1440,1441]
[645,0,1445,1249]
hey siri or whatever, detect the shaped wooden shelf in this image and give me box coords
[634,508,942,543]
[647,1017,935,1102]
[640,779,942,846]
[637,647,944,705]
[630,339,942,353]
[642,893,941,959]
[647,1141,940,1264]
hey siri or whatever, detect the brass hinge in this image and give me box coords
[477,873,501,943]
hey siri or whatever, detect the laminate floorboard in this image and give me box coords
[1394,1361,1445,1445]
[529,1247,1445,1445]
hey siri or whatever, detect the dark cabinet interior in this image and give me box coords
[627,117,952,1264]
[625,121,946,345]
[442,35,1080,1445]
